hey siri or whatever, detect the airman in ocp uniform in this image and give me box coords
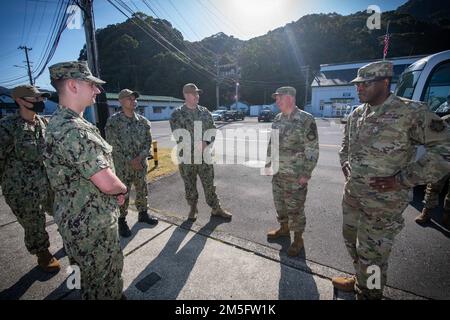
[265,86,319,257]
[333,61,450,299]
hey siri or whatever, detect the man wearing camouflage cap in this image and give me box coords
[169,83,232,221]
[44,61,127,299]
[333,61,450,299]
[265,86,319,257]
[105,88,158,238]
[0,85,60,273]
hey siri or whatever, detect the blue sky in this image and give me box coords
[0,0,408,90]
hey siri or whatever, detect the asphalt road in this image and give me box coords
[149,117,450,300]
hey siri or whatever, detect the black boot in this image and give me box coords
[118,218,132,237]
[138,211,158,225]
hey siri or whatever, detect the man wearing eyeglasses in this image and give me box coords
[332,61,450,299]
[0,85,60,273]
[105,89,157,238]
[44,61,127,300]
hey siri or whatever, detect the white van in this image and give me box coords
[395,50,450,116]
[395,49,450,164]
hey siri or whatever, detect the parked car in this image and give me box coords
[223,110,244,121]
[211,110,227,121]
[258,109,275,122]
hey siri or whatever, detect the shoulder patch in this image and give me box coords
[430,119,447,132]
[306,122,317,141]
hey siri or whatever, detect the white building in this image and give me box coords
[106,93,184,121]
[307,55,426,117]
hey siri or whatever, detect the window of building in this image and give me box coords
[153,106,166,114]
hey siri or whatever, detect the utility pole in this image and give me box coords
[215,55,220,110]
[79,0,109,137]
[235,81,239,110]
[18,46,33,85]
[300,65,310,109]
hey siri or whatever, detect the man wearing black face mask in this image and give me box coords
[0,85,60,273]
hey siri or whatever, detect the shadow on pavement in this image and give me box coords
[268,236,320,300]
[0,247,65,300]
[125,217,227,299]
[120,218,160,251]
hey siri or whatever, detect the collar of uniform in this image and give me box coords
[58,105,82,118]
[119,111,139,121]
[366,93,395,115]
[182,104,200,112]
[281,106,300,121]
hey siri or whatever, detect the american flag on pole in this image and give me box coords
[383,33,390,60]
[383,21,390,60]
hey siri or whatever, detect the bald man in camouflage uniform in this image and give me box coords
[333,61,450,299]
[415,114,450,229]
[0,85,60,273]
[170,83,231,221]
[265,87,319,257]
[44,61,127,300]
[105,89,157,238]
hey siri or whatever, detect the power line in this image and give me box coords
[202,0,241,36]
[108,0,219,81]
[141,0,219,68]
[19,0,29,46]
[32,0,75,81]
[24,0,39,45]
[31,0,50,48]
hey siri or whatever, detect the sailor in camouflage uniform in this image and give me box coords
[169,83,231,221]
[332,61,450,299]
[44,61,128,300]
[0,85,60,273]
[265,87,319,257]
[105,89,158,238]
[415,114,450,229]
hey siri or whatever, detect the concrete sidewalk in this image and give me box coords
[0,192,425,300]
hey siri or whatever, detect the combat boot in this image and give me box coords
[442,209,450,229]
[36,249,61,273]
[287,232,304,257]
[138,211,158,225]
[211,207,232,220]
[188,204,198,221]
[415,208,432,224]
[267,223,289,239]
[332,275,356,292]
[118,217,132,237]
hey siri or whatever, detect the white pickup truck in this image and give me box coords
[395,50,450,184]
[395,50,450,116]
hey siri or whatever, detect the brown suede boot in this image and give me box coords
[442,209,450,229]
[332,275,356,292]
[211,207,232,220]
[267,222,289,239]
[188,204,198,221]
[415,208,432,224]
[287,232,304,257]
[37,249,61,273]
